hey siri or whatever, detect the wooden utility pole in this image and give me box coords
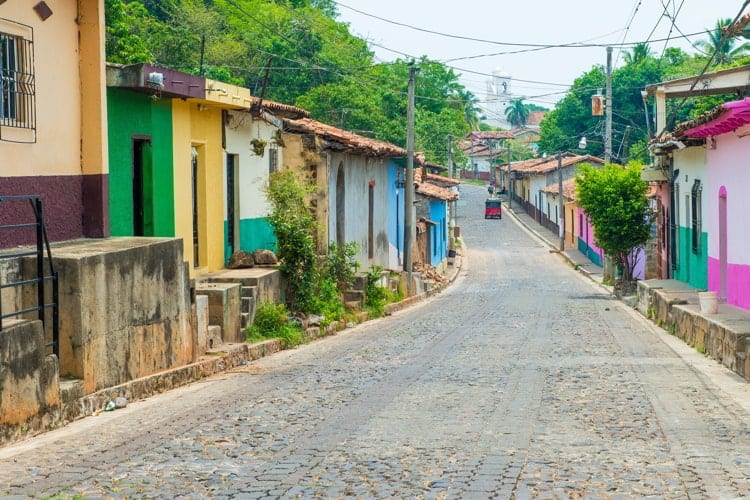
[447,134,454,248]
[404,63,417,294]
[605,46,613,163]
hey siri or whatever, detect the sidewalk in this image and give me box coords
[501,197,606,289]
[500,195,750,384]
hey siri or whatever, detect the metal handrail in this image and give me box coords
[0,195,59,357]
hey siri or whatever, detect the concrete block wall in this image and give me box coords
[22,238,194,395]
[0,319,60,442]
[195,282,241,343]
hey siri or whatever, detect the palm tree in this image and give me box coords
[696,18,750,66]
[456,89,481,130]
[623,42,653,65]
[505,98,529,128]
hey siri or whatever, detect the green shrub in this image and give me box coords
[246,303,304,348]
[364,265,397,318]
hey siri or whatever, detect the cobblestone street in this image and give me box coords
[2,184,750,498]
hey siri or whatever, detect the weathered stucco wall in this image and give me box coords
[23,238,194,394]
[0,320,60,438]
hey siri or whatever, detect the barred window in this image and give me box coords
[1,28,35,140]
[268,143,278,173]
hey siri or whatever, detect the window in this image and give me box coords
[691,179,702,254]
[268,143,278,173]
[0,24,35,140]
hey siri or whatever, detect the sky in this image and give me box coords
[335,0,750,119]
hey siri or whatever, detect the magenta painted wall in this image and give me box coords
[575,206,645,279]
[705,130,750,309]
[708,258,750,309]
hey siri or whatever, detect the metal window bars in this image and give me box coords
[0,33,36,142]
[0,196,59,357]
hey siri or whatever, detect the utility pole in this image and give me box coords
[604,46,615,282]
[557,153,564,251]
[447,134,454,249]
[404,63,417,295]
[605,46,613,163]
[507,141,512,210]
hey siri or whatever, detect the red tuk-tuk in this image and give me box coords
[484,198,502,219]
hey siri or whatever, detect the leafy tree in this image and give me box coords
[505,98,529,128]
[575,163,653,284]
[696,18,750,66]
[622,42,653,65]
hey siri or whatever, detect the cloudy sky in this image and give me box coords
[335,0,749,113]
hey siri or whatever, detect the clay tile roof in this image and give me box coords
[513,154,604,175]
[469,131,514,141]
[252,97,309,119]
[541,178,578,200]
[415,180,459,201]
[526,111,547,126]
[282,117,407,157]
[423,171,460,186]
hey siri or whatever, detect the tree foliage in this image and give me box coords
[104,0,478,165]
[505,98,530,128]
[575,163,653,283]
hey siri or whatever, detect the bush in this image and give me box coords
[364,265,396,318]
[246,302,303,348]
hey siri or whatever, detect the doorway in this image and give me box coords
[132,137,153,236]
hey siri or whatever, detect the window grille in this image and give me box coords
[268,143,278,173]
[0,30,35,142]
[691,179,702,254]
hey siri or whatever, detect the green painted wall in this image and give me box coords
[107,88,175,237]
[674,226,708,290]
[224,217,278,263]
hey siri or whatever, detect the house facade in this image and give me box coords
[1,0,108,244]
[281,117,407,272]
[680,98,750,309]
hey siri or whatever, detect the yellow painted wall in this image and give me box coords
[0,1,100,176]
[204,78,252,108]
[171,100,225,275]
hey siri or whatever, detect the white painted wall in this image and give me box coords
[672,146,707,230]
[327,153,391,271]
[707,129,750,265]
[223,111,281,222]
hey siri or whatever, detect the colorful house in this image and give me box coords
[510,153,604,229]
[220,96,309,260]
[106,64,234,275]
[679,98,750,309]
[280,117,407,272]
[1,0,108,244]
[415,170,458,268]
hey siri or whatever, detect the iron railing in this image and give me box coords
[0,195,59,357]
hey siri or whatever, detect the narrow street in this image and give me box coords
[2,184,750,499]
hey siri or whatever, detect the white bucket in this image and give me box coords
[698,291,718,314]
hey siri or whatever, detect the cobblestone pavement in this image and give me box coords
[2,184,750,499]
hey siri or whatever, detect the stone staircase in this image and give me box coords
[193,268,283,355]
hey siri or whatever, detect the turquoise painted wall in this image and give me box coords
[107,88,175,237]
[674,226,708,290]
[224,217,277,263]
[429,200,448,266]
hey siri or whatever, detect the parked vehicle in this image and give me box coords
[484,198,502,219]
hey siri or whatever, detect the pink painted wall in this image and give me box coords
[705,129,750,309]
[575,206,645,279]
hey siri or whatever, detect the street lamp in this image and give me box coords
[557,136,588,252]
